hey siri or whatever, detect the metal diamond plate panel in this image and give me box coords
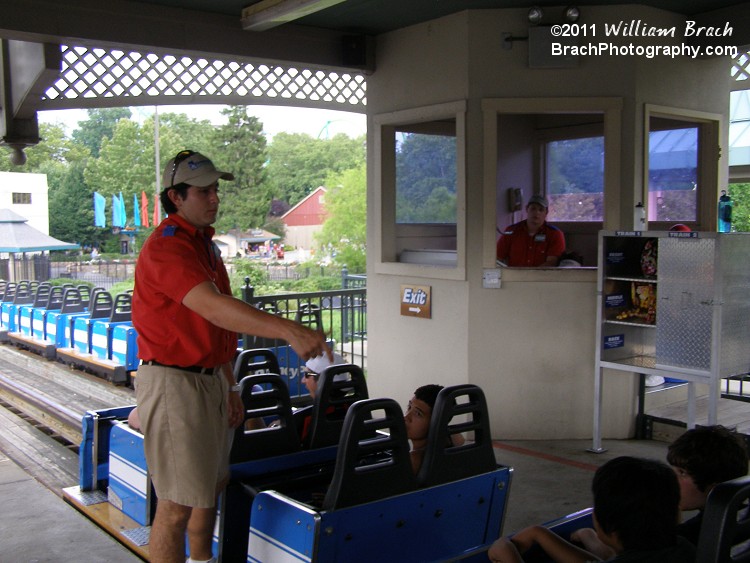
[76,488,108,506]
[655,237,715,371]
[40,45,366,111]
[121,526,151,547]
[718,235,750,376]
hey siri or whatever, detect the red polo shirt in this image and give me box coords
[496,220,565,267]
[133,214,236,368]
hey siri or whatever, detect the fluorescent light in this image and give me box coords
[242,0,348,32]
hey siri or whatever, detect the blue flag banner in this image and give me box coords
[133,193,141,227]
[119,192,127,226]
[112,194,124,227]
[93,192,106,227]
[111,195,119,227]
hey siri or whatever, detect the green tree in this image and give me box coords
[727,183,750,232]
[210,106,271,232]
[0,122,78,172]
[315,164,366,272]
[266,132,365,206]
[72,108,132,158]
[84,112,216,226]
[48,160,100,247]
[83,119,156,224]
[395,133,456,223]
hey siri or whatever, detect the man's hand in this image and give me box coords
[285,322,333,362]
[227,387,244,428]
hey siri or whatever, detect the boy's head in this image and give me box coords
[414,384,443,409]
[667,425,749,510]
[667,425,748,492]
[405,385,444,442]
[592,456,680,553]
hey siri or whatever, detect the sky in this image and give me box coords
[38,104,367,140]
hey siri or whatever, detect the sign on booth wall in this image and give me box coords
[400,284,432,319]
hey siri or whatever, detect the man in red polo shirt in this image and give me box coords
[133,150,331,563]
[496,194,565,267]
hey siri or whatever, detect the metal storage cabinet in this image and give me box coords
[592,230,750,451]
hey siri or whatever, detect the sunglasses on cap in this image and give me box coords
[169,150,196,188]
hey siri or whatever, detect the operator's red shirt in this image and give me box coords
[133,214,236,368]
[496,220,565,267]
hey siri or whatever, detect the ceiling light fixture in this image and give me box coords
[564,6,581,23]
[527,6,544,26]
[242,0,348,32]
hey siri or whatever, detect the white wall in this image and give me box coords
[0,172,49,233]
[285,225,322,251]
[366,6,730,440]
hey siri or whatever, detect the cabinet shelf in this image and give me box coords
[603,319,657,328]
[595,231,750,450]
[601,355,656,371]
[605,276,657,284]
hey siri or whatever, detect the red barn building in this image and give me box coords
[281,186,329,250]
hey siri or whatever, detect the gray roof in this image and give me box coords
[0,209,80,253]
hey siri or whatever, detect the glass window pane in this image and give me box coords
[647,127,698,222]
[395,132,457,224]
[545,136,604,222]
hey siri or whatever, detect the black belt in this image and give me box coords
[141,360,216,375]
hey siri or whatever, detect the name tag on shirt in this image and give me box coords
[534,234,547,243]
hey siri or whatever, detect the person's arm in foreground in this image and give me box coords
[183,281,332,361]
[489,526,602,563]
[570,528,615,561]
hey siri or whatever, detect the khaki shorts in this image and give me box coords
[135,364,229,508]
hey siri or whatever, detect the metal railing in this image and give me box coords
[723,375,750,403]
[240,278,367,402]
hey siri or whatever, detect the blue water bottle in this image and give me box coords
[718,190,732,233]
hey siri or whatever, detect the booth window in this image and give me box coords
[396,131,457,224]
[544,136,604,222]
[647,122,698,223]
[374,101,466,279]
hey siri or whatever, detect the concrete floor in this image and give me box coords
[0,436,674,562]
[0,452,141,562]
[492,438,671,534]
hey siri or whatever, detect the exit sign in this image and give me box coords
[400,284,431,319]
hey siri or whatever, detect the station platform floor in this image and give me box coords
[0,435,674,562]
[0,451,141,562]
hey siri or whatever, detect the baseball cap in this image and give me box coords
[528,195,549,208]
[305,352,346,374]
[162,150,235,188]
[669,223,692,232]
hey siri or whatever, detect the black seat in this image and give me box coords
[306,363,369,449]
[10,281,36,310]
[696,475,750,563]
[88,290,114,319]
[233,348,282,381]
[77,285,92,306]
[416,384,497,488]
[45,285,66,310]
[322,398,416,511]
[295,302,322,329]
[31,282,53,308]
[59,287,87,314]
[0,282,17,303]
[109,292,132,322]
[229,374,301,464]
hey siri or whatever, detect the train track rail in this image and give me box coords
[0,344,135,494]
